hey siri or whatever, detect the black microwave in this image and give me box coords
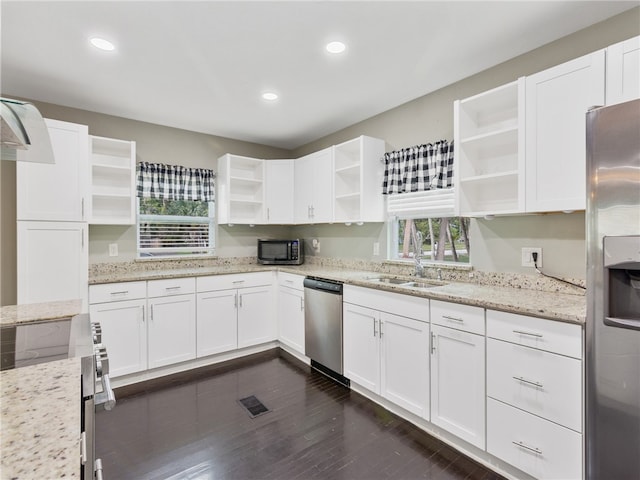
[257,239,304,265]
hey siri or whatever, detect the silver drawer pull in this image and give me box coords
[443,315,464,322]
[513,376,544,389]
[165,286,181,291]
[232,280,245,284]
[512,440,543,455]
[513,329,543,338]
[110,290,129,295]
[285,279,294,284]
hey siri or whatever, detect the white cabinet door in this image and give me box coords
[196,290,238,357]
[277,285,305,354]
[237,285,276,348]
[343,303,380,394]
[89,299,147,377]
[380,311,430,419]
[294,153,314,223]
[148,294,196,369]
[294,148,333,223]
[17,119,88,222]
[17,221,88,310]
[430,324,486,449]
[606,36,640,105]
[265,159,294,224]
[525,50,605,212]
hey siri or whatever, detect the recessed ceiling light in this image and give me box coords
[262,92,279,101]
[326,41,346,54]
[90,37,115,51]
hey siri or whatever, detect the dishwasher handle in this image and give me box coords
[303,277,343,294]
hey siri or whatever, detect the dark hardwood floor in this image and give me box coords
[96,350,505,480]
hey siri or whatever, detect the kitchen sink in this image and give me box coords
[366,276,445,289]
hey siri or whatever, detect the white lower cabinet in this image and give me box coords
[89,298,147,377]
[277,273,305,354]
[89,281,148,378]
[237,285,276,348]
[430,323,486,449]
[147,289,196,369]
[196,289,238,357]
[486,309,583,479]
[343,286,430,419]
[487,398,582,480]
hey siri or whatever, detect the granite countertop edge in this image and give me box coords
[89,264,586,325]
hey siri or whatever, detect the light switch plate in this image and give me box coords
[373,242,380,256]
[109,243,119,257]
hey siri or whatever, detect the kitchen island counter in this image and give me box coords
[0,299,83,327]
[0,357,81,479]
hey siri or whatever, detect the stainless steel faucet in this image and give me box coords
[412,227,424,277]
[436,268,442,281]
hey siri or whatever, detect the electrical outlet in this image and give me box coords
[109,243,119,257]
[373,242,380,256]
[521,247,542,268]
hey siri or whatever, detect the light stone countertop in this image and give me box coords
[0,357,81,479]
[0,299,83,327]
[89,263,586,325]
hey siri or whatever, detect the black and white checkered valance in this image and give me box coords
[382,140,454,195]
[136,162,215,202]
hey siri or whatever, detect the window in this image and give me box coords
[136,162,216,258]
[391,217,470,263]
[137,198,215,257]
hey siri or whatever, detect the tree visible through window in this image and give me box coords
[394,217,470,263]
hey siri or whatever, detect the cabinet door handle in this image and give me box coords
[512,376,544,389]
[239,294,243,308]
[443,315,464,323]
[234,293,238,309]
[81,198,85,219]
[430,332,436,354]
[81,228,85,249]
[80,431,87,465]
[513,330,543,338]
[512,440,543,455]
[141,305,145,322]
[373,317,377,337]
[378,319,383,338]
[150,305,154,321]
[300,297,304,311]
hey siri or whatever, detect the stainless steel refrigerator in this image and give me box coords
[586,98,640,480]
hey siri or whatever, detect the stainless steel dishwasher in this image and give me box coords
[303,277,349,386]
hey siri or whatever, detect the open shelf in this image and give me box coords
[89,135,136,225]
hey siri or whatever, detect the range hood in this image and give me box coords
[1,98,55,164]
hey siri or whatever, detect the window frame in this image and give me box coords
[136,198,216,259]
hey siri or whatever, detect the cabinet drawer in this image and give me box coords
[487,338,582,432]
[277,272,305,290]
[487,310,582,359]
[344,285,429,323]
[89,281,146,304]
[431,300,484,335]
[487,398,582,480]
[197,272,273,292]
[147,277,195,298]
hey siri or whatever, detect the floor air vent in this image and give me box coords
[238,395,270,418]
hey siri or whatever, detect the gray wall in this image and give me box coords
[291,7,639,281]
[1,7,639,304]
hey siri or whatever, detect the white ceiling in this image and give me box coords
[1,1,636,150]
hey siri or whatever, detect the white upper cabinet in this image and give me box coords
[294,147,333,224]
[88,135,136,225]
[217,154,265,225]
[455,79,525,216]
[606,35,640,105]
[333,135,385,224]
[264,159,294,224]
[17,119,88,222]
[525,50,605,213]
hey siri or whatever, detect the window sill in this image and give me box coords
[135,254,218,263]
